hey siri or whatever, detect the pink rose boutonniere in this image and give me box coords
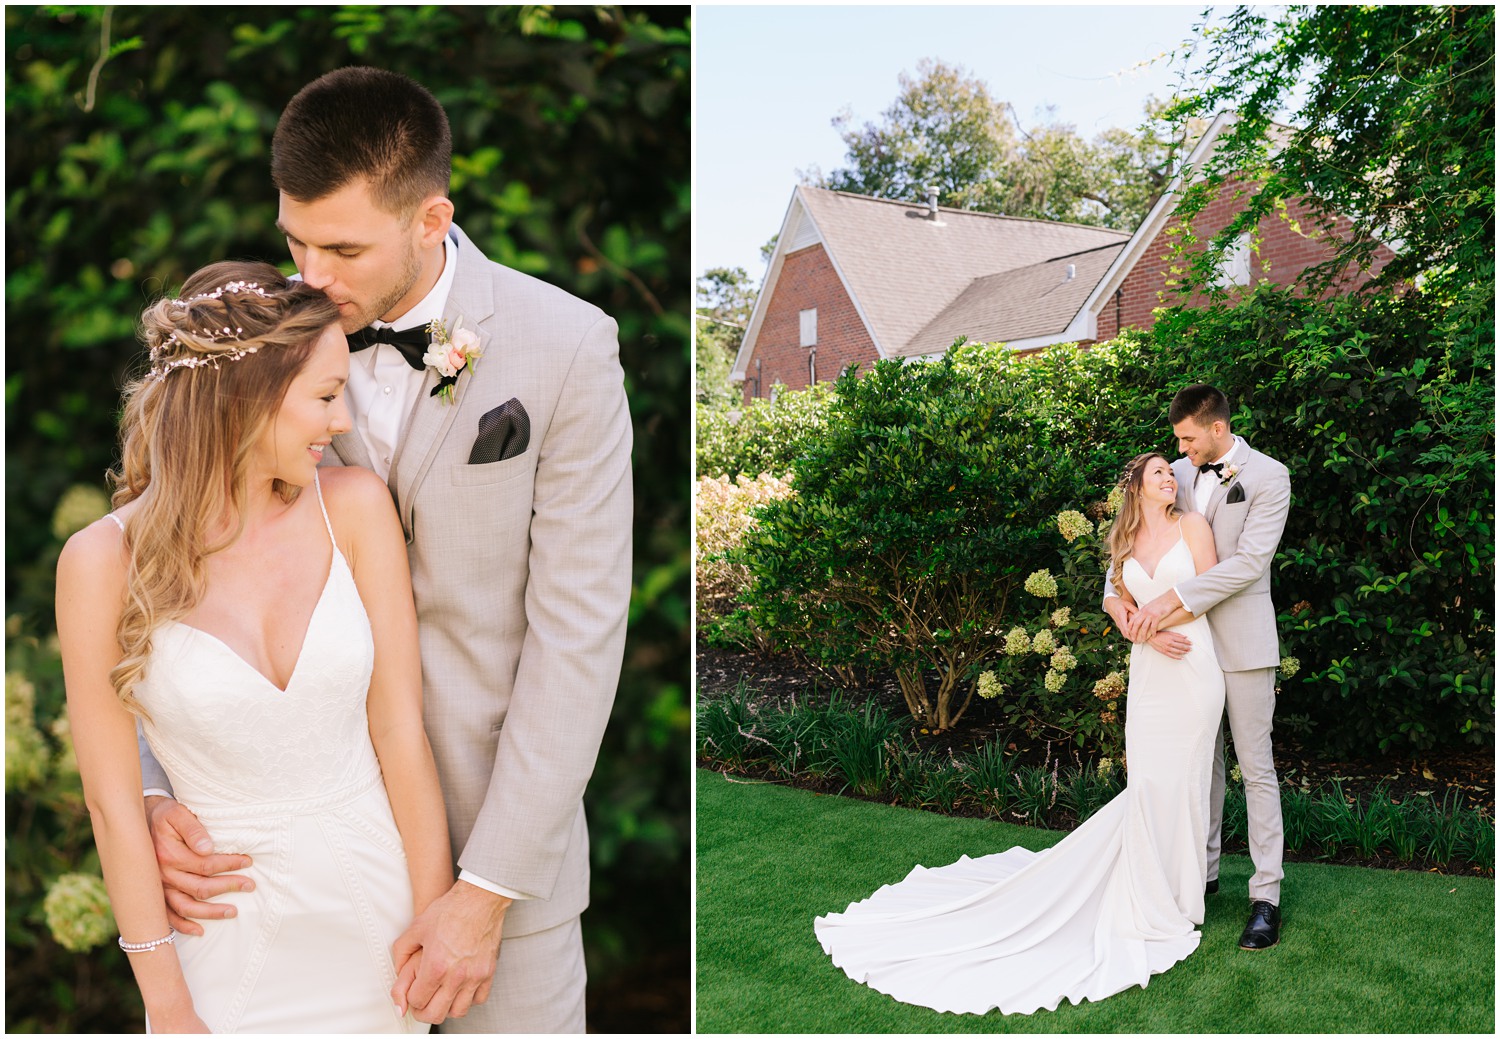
[423,317,483,403]
[1218,463,1242,486]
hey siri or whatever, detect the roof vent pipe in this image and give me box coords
[925,185,939,217]
[1064,263,1076,282]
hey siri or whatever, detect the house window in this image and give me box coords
[799,308,817,347]
[1215,233,1252,287]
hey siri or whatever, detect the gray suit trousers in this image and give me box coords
[1206,666,1285,904]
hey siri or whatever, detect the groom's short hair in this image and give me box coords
[1169,384,1231,427]
[272,66,451,217]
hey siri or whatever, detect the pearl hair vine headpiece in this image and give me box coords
[144,281,273,383]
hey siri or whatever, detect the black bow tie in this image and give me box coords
[347,325,429,372]
[1198,462,1225,476]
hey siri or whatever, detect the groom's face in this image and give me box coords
[277,178,428,334]
[1172,416,1230,468]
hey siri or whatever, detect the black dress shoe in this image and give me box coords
[1239,900,1281,950]
[1205,878,1219,896]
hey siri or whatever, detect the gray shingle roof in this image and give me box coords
[796,187,1129,355]
[900,240,1126,357]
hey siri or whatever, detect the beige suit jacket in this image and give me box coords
[1170,439,1290,673]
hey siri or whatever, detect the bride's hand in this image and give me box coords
[1147,631,1192,659]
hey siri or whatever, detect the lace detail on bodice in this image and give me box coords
[135,476,377,816]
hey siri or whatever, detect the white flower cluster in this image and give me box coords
[1229,762,1244,784]
[1056,509,1094,542]
[50,484,111,540]
[6,672,50,792]
[1031,629,1057,655]
[1279,656,1301,678]
[1095,757,1116,780]
[976,671,1004,700]
[1043,669,1066,693]
[1023,569,1058,598]
[1050,607,1071,628]
[1105,486,1125,517]
[1003,627,1032,655]
[1092,671,1126,702]
[43,872,115,953]
[1050,646,1078,672]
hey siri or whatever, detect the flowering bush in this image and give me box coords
[1024,569,1058,598]
[1056,510,1094,542]
[6,671,51,792]
[694,472,794,614]
[42,873,114,953]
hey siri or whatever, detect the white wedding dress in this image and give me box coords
[815,532,1225,1015]
[130,474,428,1034]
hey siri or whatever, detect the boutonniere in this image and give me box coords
[1218,463,1242,486]
[422,317,483,403]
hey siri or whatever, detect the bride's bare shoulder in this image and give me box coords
[1179,511,1211,538]
[56,511,129,606]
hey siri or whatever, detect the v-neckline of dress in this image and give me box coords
[163,547,342,694]
[1128,532,1187,582]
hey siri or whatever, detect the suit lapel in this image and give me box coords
[389,225,498,538]
[1202,438,1251,523]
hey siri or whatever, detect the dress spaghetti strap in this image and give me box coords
[311,470,336,547]
[106,513,125,532]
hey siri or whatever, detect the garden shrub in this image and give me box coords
[735,346,1092,730]
[695,381,836,480]
[1109,287,1494,756]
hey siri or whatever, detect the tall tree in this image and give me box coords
[821,58,1015,205]
[1166,4,1495,296]
[811,60,1191,231]
[695,266,756,408]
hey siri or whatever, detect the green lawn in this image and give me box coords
[696,769,1495,1034]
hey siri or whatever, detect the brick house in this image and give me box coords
[732,113,1395,400]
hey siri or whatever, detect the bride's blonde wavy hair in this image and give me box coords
[108,260,340,713]
[1107,452,1182,591]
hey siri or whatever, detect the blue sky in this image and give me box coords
[694,3,1225,282]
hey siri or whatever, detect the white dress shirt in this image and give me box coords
[346,235,458,483]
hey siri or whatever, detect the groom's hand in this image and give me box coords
[390,880,510,1024]
[1126,590,1181,643]
[144,795,254,935]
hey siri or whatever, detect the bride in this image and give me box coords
[815,452,1225,1015]
[55,261,451,1033]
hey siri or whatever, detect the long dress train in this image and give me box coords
[131,473,428,1033]
[814,534,1225,1015]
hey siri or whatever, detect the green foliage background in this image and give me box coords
[699,286,1494,760]
[5,5,688,1031]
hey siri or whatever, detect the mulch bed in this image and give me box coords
[697,637,1495,878]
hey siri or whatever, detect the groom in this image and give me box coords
[140,67,632,1030]
[1104,384,1290,951]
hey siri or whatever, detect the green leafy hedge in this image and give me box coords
[6,6,688,1031]
[705,285,1493,758]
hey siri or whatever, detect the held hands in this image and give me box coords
[1123,590,1182,644]
[144,795,253,935]
[1147,631,1193,659]
[390,880,510,1024]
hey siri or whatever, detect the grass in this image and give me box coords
[696,769,1495,1034]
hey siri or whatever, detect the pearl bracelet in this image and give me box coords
[118,929,177,953]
